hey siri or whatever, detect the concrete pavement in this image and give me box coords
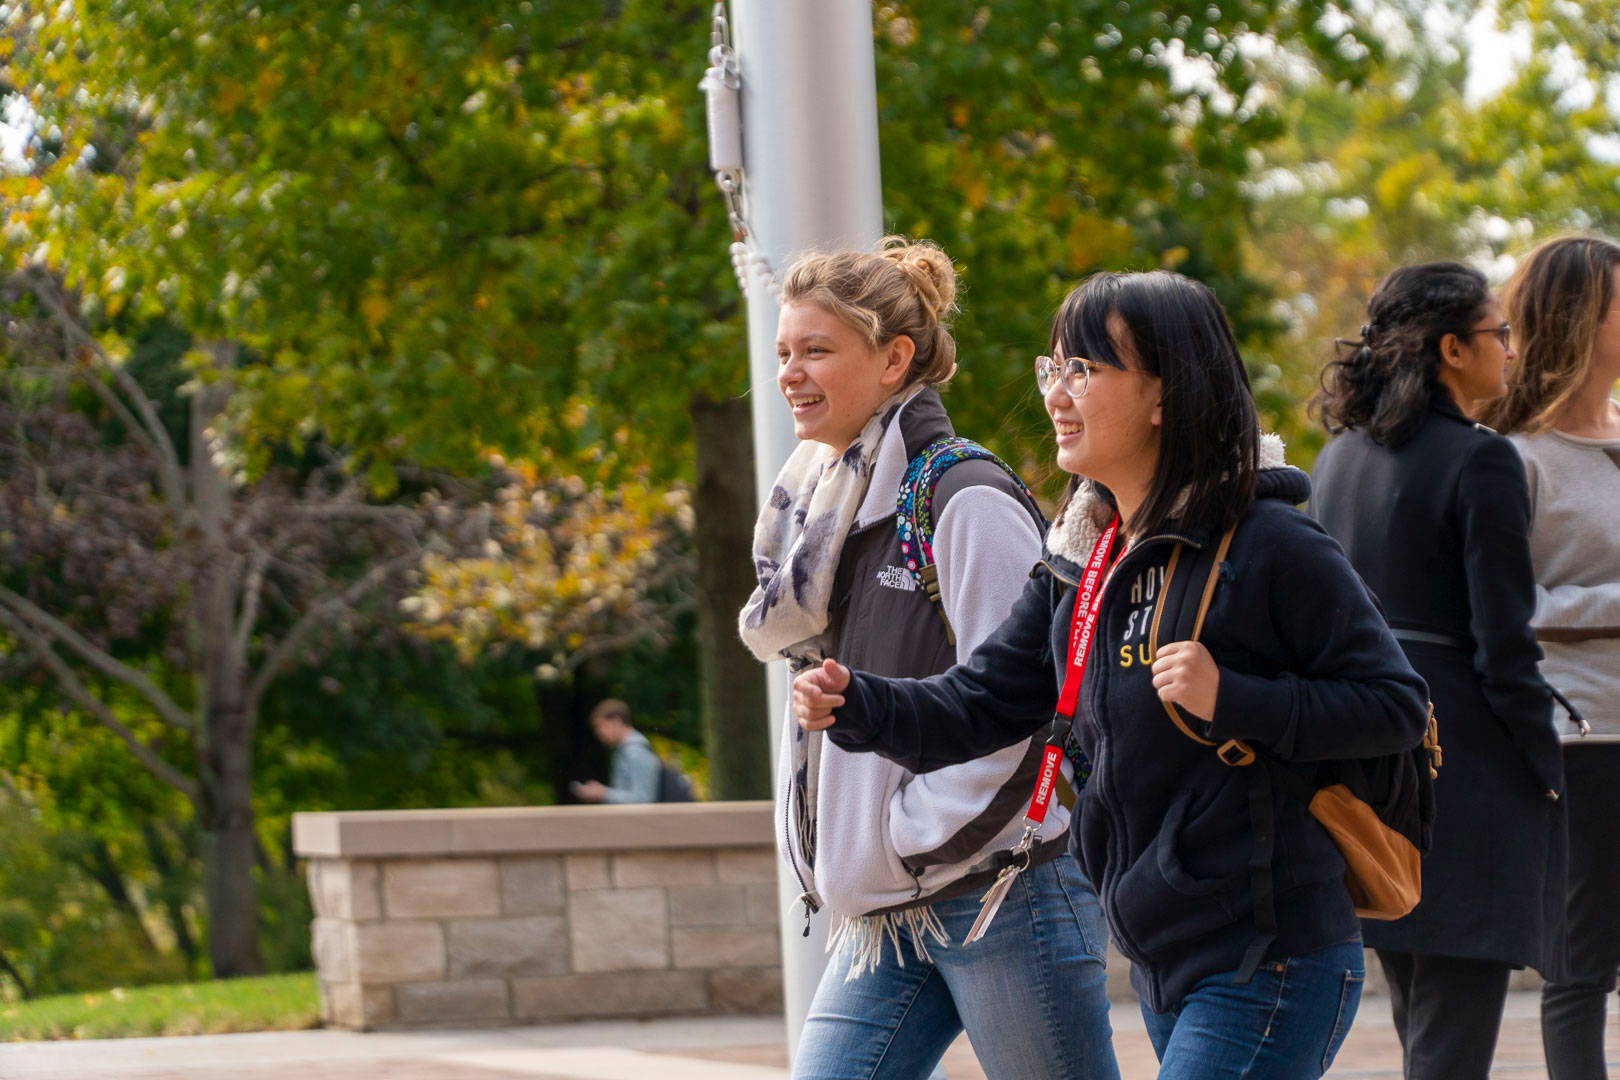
[0,991,1613,1078]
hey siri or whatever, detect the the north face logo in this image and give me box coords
[876,566,917,591]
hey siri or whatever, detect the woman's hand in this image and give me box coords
[793,658,850,731]
[1151,641,1220,721]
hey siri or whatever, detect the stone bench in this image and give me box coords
[292,801,782,1030]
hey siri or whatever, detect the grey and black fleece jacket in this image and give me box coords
[826,452,1430,1012]
[775,387,1065,920]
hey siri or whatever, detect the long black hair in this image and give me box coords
[1315,262,1491,447]
[1052,270,1258,538]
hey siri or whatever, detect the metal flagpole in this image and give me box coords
[701,0,883,1061]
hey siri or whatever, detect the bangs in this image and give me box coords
[1050,274,1131,370]
[1048,268,1259,539]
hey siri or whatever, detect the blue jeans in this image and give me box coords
[793,855,1119,1080]
[1140,939,1365,1079]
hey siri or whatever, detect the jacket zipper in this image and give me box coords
[781,755,820,936]
[1057,534,1188,970]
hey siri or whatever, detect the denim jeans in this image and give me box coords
[1140,938,1364,1080]
[792,855,1119,1080]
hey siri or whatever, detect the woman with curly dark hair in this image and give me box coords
[1308,262,1567,1080]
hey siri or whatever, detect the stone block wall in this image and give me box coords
[293,802,783,1030]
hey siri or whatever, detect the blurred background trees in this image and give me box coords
[1,0,1617,994]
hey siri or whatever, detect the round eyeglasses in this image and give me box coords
[1035,355,1100,398]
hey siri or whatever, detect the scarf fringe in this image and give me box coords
[794,766,817,867]
[827,907,953,982]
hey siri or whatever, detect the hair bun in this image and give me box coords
[779,236,961,389]
[879,236,959,325]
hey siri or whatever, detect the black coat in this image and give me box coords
[1309,390,1567,972]
[829,467,1430,1011]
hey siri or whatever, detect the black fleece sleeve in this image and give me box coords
[1206,512,1431,762]
[1456,436,1561,794]
[827,569,1059,773]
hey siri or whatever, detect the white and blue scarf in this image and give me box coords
[737,388,915,873]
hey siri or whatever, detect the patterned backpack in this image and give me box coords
[895,436,1042,646]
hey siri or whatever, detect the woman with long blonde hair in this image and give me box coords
[1485,234,1620,1080]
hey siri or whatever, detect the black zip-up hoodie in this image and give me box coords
[827,449,1430,1012]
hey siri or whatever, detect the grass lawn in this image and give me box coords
[0,972,320,1041]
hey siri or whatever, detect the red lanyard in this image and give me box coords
[1025,515,1121,826]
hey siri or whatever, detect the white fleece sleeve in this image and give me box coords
[930,486,1044,664]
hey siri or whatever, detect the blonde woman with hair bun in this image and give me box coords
[739,238,1119,1079]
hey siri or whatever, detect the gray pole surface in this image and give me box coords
[729,0,883,1060]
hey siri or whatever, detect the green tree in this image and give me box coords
[0,282,433,977]
[1,0,1414,981]
[2,0,774,805]
[871,2,1377,490]
[2,0,1394,804]
[0,283,680,977]
[1239,2,1620,462]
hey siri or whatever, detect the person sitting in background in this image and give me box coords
[571,699,662,804]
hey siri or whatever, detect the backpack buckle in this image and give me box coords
[1217,740,1256,767]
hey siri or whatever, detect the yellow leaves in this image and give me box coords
[216,79,246,113]
[1373,151,1446,218]
[950,148,991,212]
[255,68,285,107]
[403,451,692,665]
[180,348,218,375]
[360,292,390,328]
[1063,214,1134,269]
[656,109,683,144]
[964,174,989,211]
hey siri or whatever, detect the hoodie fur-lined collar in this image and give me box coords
[1045,432,1298,567]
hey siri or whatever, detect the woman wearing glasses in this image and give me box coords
[792,270,1428,1078]
[740,238,1118,1080]
[1308,262,1567,1080]
[1483,235,1620,1080]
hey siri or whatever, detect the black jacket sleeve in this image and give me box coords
[1206,512,1431,762]
[1456,436,1561,794]
[827,569,1059,773]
